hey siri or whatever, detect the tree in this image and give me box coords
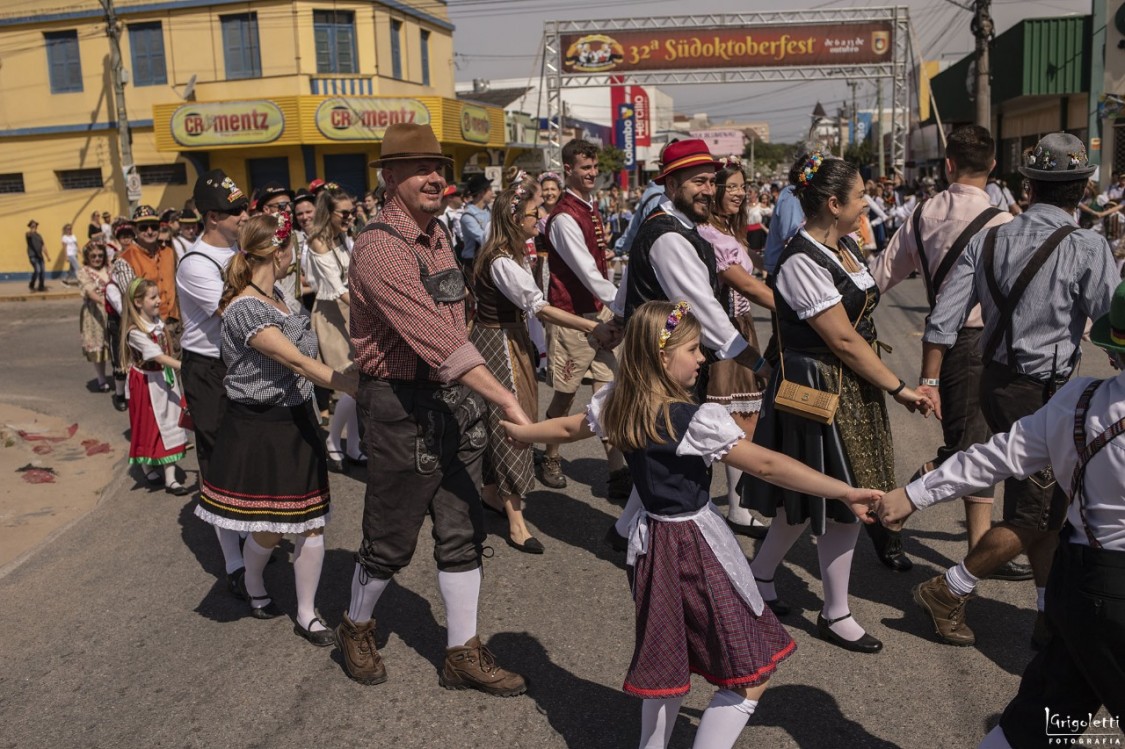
[742,141,801,180]
[598,145,626,176]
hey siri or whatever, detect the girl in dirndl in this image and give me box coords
[120,278,190,495]
[502,301,881,749]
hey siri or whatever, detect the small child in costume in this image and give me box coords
[503,301,881,749]
[121,278,190,495]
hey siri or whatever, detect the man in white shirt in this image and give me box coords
[986,176,1021,215]
[873,279,1125,749]
[176,169,249,598]
[173,207,200,259]
[440,184,464,253]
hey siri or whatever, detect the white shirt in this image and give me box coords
[775,229,875,320]
[172,235,193,261]
[907,372,1125,551]
[547,189,619,308]
[305,241,349,301]
[490,256,547,315]
[100,222,113,239]
[62,233,79,258]
[176,237,237,358]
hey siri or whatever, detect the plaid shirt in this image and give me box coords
[349,195,484,383]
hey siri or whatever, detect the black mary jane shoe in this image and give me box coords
[346,454,369,467]
[816,613,883,654]
[294,613,335,647]
[227,568,247,600]
[506,536,545,555]
[326,452,346,474]
[166,482,191,497]
[867,523,913,572]
[753,576,791,617]
[248,594,282,620]
[727,517,769,540]
[112,393,128,412]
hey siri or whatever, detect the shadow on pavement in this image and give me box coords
[753,683,905,748]
[524,488,628,570]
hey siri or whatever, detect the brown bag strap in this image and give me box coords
[776,283,870,395]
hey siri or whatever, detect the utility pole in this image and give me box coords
[971,0,994,129]
[875,79,885,179]
[837,105,846,157]
[846,80,859,150]
[100,0,138,212]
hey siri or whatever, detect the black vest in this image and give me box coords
[624,207,720,319]
[623,402,712,516]
[773,233,878,352]
[473,255,524,326]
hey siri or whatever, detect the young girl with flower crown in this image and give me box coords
[120,277,190,495]
[502,300,881,749]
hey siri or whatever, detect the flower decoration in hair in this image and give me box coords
[322,182,341,192]
[719,155,742,169]
[658,301,691,349]
[797,152,825,187]
[509,173,532,216]
[537,171,562,186]
[271,211,293,248]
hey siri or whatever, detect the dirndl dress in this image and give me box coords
[125,323,188,466]
[78,266,110,363]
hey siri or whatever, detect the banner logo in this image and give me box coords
[565,34,626,72]
[314,98,429,141]
[171,101,284,147]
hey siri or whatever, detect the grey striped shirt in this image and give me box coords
[924,203,1117,377]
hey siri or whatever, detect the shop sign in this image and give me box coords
[560,23,893,74]
[615,104,636,168]
[170,100,284,147]
[611,84,651,148]
[460,104,491,143]
[315,97,430,140]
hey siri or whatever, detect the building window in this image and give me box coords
[390,20,403,80]
[221,13,261,80]
[420,30,430,86]
[129,22,166,86]
[137,163,187,185]
[314,11,357,74]
[45,30,82,93]
[0,173,26,193]
[57,169,103,190]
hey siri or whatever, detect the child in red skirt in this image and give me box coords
[120,278,189,495]
[504,301,881,749]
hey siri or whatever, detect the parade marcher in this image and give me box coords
[61,223,80,285]
[104,219,136,411]
[255,183,302,313]
[542,139,626,495]
[176,169,250,596]
[337,122,530,695]
[533,171,564,299]
[173,207,200,260]
[913,133,1119,648]
[78,239,111,391]
[460,173,493,269]
[120,278,190,495]
[440,184,464,257]
[613,178,665,258]
[986,174,1022,216]
[25,220,48,292]
[503,302,882,749]
[762,163,806,275]
[874,279,1125,749]
[744,153,933,654]
[471,173,618,554]
[87,210,103,240]
[869,125,1025,576]
[100,211,113,242]
[194,213,355,641]
[111,205,182,353]
[305,183,365,472]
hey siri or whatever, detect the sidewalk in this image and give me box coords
[0,279,81,302]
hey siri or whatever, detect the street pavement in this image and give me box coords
[0,281,1118,749]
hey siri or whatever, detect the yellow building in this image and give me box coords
[0,0,507,278]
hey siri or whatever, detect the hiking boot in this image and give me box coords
[335,612,387,685]
[913,575,975,646]
[537,455,566,489]
[607,468,632,500]
[440,636,527,697]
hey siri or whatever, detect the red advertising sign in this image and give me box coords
[561,24,892,74]
[612,83,651,148]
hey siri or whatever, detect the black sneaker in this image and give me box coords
[988,560,1033,582]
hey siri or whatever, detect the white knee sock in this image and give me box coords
[114,376,126,397]
[242,536,274,606]
[749,505,808,601]
[293,534,326,632]
[818,520,865,641]
[347,563,390,623]
[639,696,684,749]
[693,690,758,749]
[328,394,359,457]
[945,562,979,598]
[725,466,756,525]
[615,488,645,536]
[94,361,107,385]
[214,527,244,574]
[438,568,481,648]
[978,726,1014,749]
[163,463,178,486]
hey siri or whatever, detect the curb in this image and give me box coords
[0,291,82,303]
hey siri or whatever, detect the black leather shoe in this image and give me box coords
[817,613,883,653]
[227,568,247,600]
[727,517,769,539]
[166,482,191,497]
[867,523,913,572]
[346,454,368,467]
[753,576,790,616]
[604,524,628,552]
[249,594,282,619]
[112,394,128,412]
[326,454,346,474]
[506,536,545,555]
[988,560,1034,581]
[294,614,335,646]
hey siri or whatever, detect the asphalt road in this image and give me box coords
[0,282,1118,749]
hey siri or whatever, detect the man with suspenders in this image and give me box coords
[869,126,1018,573]
[873,279,1125,749]
[909,133,1117,648]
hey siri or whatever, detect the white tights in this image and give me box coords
[639,690,759,749]
[326,394,362,459]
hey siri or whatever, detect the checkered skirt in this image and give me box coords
[624,518,795,698]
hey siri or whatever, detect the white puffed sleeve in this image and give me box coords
[490,256,548,314]
[774,253,841,319]
[584,382,616,439]
[676,403,745,466]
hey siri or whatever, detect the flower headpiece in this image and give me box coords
[537,171,562,186]
[718,155,743,169]
[658,301,691,349]
[322,182,341,192]
[272,211,293,248]
[509,171,531,216]
[797,152,825,187]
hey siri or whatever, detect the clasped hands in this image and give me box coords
[845,486,916,531]
[589,320,624,351]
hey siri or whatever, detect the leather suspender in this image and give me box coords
[980,224,1078,366]
[1071,379,1125,548]
[911,205,1003,310]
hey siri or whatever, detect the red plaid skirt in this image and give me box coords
[624,518,796,698]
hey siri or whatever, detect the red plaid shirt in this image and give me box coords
[349,195,484,383]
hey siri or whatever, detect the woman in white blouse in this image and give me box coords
[305,183,364,472]
[471,174,618,553]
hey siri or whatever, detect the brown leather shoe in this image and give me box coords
[536,455,567,489]
[913,575,975,646]
[335,612,387,685]
[440,636,527,697]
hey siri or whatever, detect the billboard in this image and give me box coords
[314,98,429,141]
[561,23,892,75]
[170,100,285,147]
[690,129,746,158]
[615,103,636,168]
[612,83,651,148]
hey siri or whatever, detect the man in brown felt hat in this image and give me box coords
[336,122,530,696]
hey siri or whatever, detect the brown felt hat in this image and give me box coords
[370,123,452,167]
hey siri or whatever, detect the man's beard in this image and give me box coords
[673,191,711,223]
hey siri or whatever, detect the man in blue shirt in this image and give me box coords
[459,173,493,266]
[613,179,664,255]
[762,161,807,274]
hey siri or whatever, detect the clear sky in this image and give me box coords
[446,0,1091,141]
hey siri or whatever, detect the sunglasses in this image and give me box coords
[270,201,293,213]
[137,224,159,233]
[333,209,355,219]
[88,253,106,258]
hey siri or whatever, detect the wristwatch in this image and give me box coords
[918,378,940,387]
